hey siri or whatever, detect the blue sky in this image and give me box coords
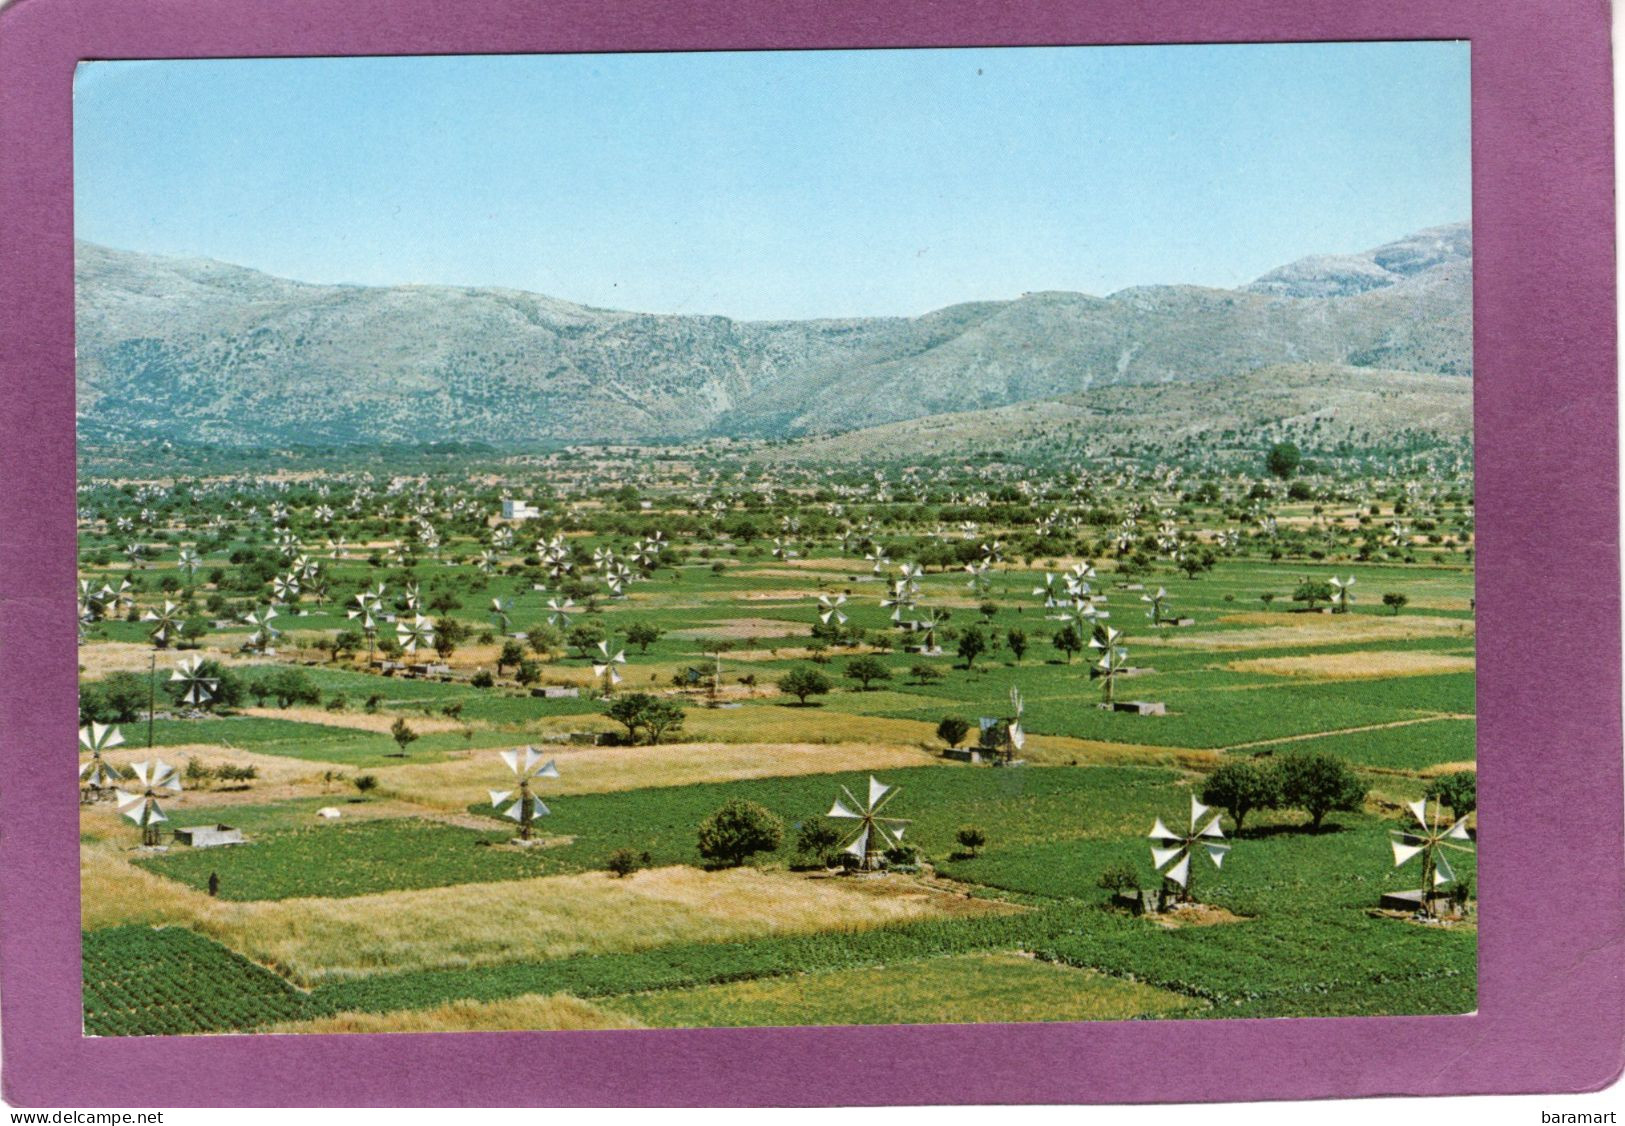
[74,43,1469,320]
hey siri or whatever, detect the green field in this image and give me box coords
[78,444,1476,1034]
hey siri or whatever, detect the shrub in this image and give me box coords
[955,825,987,857]
[794,821,841,869]
[606,848,652,878]
[471,670,495,689]
[1097,861,1139,895]
[352,774,378,797]
[1425,770,1477,817]
[696,800,784,868]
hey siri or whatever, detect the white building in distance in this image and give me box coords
[501,499,540,521]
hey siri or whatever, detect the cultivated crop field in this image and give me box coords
[77,442,1476,1035]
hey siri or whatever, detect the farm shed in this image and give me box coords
[173,824,246,848]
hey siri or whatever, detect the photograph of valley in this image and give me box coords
[74,43,1477,1036]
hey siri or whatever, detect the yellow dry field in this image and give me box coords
[373,740,938,807]
[264,994,643,1035]
[125,865,1010,986]
[1227,650,1476,680]
[239,706,466,735]
[1150,612,1474,651]
[78,642,281,678]
[667,618,808,640]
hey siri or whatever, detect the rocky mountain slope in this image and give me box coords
[75,223,1471,447]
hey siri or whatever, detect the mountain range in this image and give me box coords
[74,222,1471,448]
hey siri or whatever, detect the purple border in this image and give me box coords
[2,0,1620,1107]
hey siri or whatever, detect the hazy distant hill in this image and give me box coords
[764,364,1472,465]
[74,223,1471,447]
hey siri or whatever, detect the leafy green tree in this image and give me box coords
[567,622,607,660]
[332,629,363,663]
[910,662,944,685]
[1292,579,1335,611]
[605,692,656,742]
[433,616,467,660]
[957,626,988,670]
[1052,623,1084,664]
[258,668,319,709]
[498,640,525,673]
[1006,627,1028,663]
[1266,441,1302,480]
[527,624,564,658]
[696,800,784,868]
[794,821,841,868]
[779,666,832,705]
[642,697,686,744]
[86,671,150,724]
[352,774,378,797]
[1382,592,1410,616]
[389,717,420,757]
[1425,770,1477,817]
[625,621,665,653]
[936,716,971,749]
[1199,760,1281,835]
[1276,750,1367,831]
[844,655,892,691]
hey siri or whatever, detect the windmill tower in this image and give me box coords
[1389,798,1474,917]
[1149,796,1229,903]
[826,776,912,871]
[116,761,183,847]
[1329,576,1357,613]
[489,747,560,842]
[1089,625,1129,704]
[593,638,626,696]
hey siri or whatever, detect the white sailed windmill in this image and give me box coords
[396,613,435,656]
[771,537,799,562]
[999,687,1027,765]
[490,598,512,635]
[546,597,576,628]
[78,722,126,801]
[140,600,183,648]
[864,547,891,575]
[1141,587,1169,626]
[489,746,560,841]
[1390,798,1474,917]
[170,655,217,708]
[816,594,848,626]
[826,776,912,871]
[1033,573,1062,610]
[1089,625,1129,704]
[593,638,627,694]
[176,548,203,581]
[348,588,382,663]
[117,760,183,846]
[1149,796,1230,901]
[964,560,992,597]
[1329,576,1356,613]
[242,606,280,654]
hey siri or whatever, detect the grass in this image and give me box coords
[615,951,1203,1027]
[265,993,643,1034]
